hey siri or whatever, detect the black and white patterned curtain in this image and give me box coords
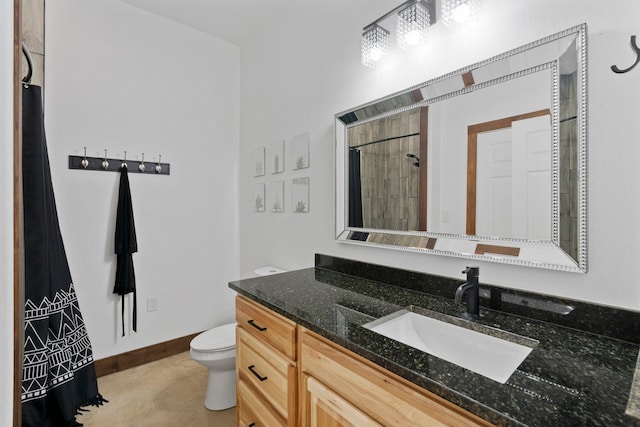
[21,83,105,426]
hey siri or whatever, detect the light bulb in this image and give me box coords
[442,0,479,29]
[404,30,421,46]
[452,4,471,23]
[369,47,383,62]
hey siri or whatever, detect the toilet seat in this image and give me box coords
[190,322,236,353]
[189,322,237,410]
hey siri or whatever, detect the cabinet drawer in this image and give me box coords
[236,295,296,359]
[238,379,286,427]
[304,374,382,427]
[300,328,492,427]
[237,326,296,420]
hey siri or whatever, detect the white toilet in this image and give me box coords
[190,322,237,410]
[190,266,286,410]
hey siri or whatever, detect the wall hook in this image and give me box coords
[139,153,146,172]
[81,147,89,168]
[102,149,109,169]
[611,35,640,74]
[21,42,33,85]
[69,151,170,175]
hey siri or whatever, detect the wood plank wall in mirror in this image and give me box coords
[347,108,428,232]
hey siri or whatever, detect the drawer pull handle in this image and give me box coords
[248,365,268,382]
[247,319,267,332]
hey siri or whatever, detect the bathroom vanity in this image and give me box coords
[231,255,640,426]
[235,293,488,426]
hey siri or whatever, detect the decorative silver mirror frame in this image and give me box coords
[334,24,587,273]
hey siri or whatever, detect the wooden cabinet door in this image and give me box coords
[303,374,382,427]
[300,328,493,427]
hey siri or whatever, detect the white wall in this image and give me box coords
[0,0,14,423]
[45,0,241,359]
[239,0,640,311]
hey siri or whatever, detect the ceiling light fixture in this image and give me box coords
[361,0,479,67]
[361,0,435,68]
[361,24,390,68]
[397,1,431,51]
[441,0,480,28]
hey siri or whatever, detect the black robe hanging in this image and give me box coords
[21,83,104,427]
[113,166,137,336]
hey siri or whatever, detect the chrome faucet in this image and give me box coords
[455,266,480,318]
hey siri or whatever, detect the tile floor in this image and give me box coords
[78,351,236,427]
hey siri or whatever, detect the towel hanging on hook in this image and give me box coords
[113,165,138,337]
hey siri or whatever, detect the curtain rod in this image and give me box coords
[350,132,420,149]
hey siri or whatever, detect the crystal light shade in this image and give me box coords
[397,1,430,51]
[441,0,479,28]
[361,25,390,68]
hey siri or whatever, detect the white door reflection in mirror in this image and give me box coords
[512,115,551,240]
[476,115,551,240]
[476,127,513,238]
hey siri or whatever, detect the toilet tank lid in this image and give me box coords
[190,322,236,352]
[254,266,286,276]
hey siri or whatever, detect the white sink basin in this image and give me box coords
[363,308,537,384]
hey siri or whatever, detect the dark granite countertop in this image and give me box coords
[229,256,640,426]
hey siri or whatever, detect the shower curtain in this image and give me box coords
[348,148,363,228]
[21,83,104,426]
[348,148,368,241]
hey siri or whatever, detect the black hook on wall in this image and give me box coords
[21,42,33,84]
[611,35,640,74]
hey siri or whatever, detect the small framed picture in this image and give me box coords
[253,147,265,177]
[270,180,285,213]
[269,140,285,174]
[291,133,310,170]
[292,177,310,213]
[253,183,265,212]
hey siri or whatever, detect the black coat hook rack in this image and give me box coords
[69,150,170,175]
[611,35,640,74]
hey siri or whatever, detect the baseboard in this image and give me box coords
[94,332,202,377]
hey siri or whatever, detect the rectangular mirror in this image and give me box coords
[335,24,587,273]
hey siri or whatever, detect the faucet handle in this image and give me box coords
[462,266,479,276]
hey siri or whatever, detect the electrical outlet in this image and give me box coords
[147,296,158,312]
